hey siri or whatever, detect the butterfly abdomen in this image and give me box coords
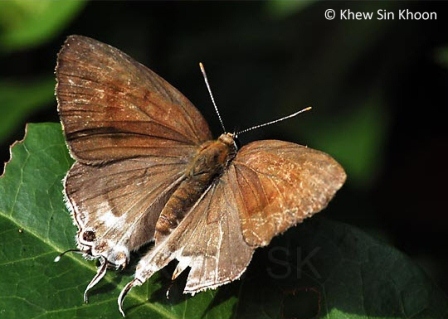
[154,134,237,243]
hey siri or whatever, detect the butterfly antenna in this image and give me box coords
[54,248,82,262]
[199,62,227,133]
[236,106,312,136]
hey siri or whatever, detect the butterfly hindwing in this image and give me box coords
[65,157,185,262]
[129,173,254,293]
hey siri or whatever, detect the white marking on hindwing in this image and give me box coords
[98,208,123,229]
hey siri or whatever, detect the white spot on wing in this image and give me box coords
[96,201,124,229]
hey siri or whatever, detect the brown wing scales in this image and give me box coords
[56,35,213,301]
[55,36,346,317]
[121,173,254,299]
[231,140,346,247]
[56,35,212,163]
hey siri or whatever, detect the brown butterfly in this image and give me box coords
[55,35,346,316]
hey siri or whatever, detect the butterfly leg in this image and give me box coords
[84,258,108,303]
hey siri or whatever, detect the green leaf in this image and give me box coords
[1,123,446,318]
[0,0,86,52]
[237,219,448,318]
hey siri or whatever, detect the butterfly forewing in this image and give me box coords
[56,35,212,163]
[230,140,346,247]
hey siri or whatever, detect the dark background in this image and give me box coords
[1,0,447,297]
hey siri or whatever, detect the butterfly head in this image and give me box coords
[218,132,239,158]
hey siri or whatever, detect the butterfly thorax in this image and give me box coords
[154,133,238,243]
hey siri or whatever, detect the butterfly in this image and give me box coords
[55,35,346,316]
